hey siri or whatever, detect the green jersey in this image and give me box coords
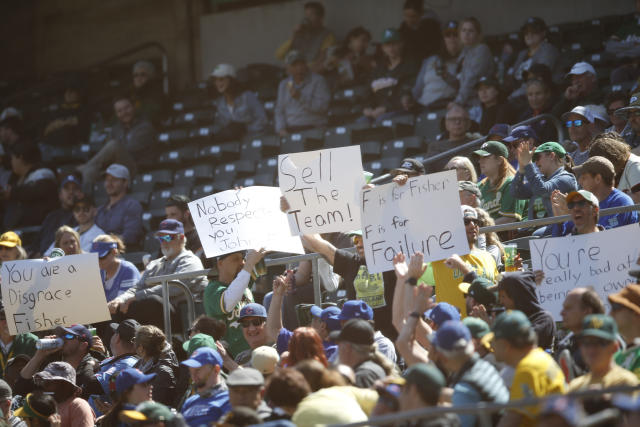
[0,333,38,379]
[615,344,640,379]
[204,280,254,358]
[479,176,525,221]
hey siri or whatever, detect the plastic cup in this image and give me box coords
[504,244,518,272]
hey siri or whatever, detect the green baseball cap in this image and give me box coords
[579,314,617,342]
[120,401,175,424]
[347,230,362,237]
[381,28,402,43]
[458,277,497,307]
[566,190,599,208]
[473,141,508,158]
[462,317,491,339]
[182,333,216,355]
[533,141,566,160]
[402,363,445,404]
[491,310,532,342]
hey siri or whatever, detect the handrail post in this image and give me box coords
[169,280,196,330]
[162,280,172,339]
[312,255,321,306]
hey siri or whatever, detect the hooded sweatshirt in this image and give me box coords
[499,271,556,351]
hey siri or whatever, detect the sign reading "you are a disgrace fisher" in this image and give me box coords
[360,170,469,274]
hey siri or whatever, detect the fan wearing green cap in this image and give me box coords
[474,141,526,223]
[510,140,578,226]
[567,314,639,392]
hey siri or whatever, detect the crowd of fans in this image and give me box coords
[0,0,640,426]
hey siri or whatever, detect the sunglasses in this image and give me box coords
[567,200,589,210]
[464,218,477,225]
[565,120,584,128]
[62,333,77,341]
[155,234,178,243]
[240,318,264,328]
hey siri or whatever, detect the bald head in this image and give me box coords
[561,288,605,332]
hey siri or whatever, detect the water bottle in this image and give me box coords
[36,338,64,351]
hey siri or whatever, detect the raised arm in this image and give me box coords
[222,249,266,312]
[300,234,337,265]
[266,275,289,342]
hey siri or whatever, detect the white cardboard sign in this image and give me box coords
[189,186,304,258]
[1,254,111,335]
[530,224,640,320]
[278,146,365,235]
[360,170,469,273]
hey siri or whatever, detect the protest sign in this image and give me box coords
[189,186,304,258]
[279,146,365,235]
[360,170,469,273]
[0,254,110,335]
[530,224,640,320]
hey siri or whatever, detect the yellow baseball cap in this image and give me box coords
[0,231,21,248]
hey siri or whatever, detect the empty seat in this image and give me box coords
[238,173,276,187]
[199,142,241,162]
[359,141,382,161]
[174,164,214,186]
[415,110,445,140]
[363,157,402,176]
[214,159,255,180]
[280,128,324,153]
[172,109,216,127]
[376,114,415,138]
[240,135,280,160]
[129,191,150,207]
[324,126,352,148]
[382,136,425,159]
[191,183,216,199]
[133,169,173,190]
[157,145,199,167]
[332,85,368,103]
[256,157,279,175]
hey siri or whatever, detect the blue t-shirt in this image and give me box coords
[552,188,639,236]
[181,385,230,427]
[102,259,141,302]
[88,354,139,415]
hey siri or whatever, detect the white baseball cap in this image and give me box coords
[105,164,130,181]
[210,63,236,79]
[566,61,596,77]
[584,104,609,124]
[561,106,595,123]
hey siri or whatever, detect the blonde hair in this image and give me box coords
[446,156,478,182]
[54,226,81,254]
[475,208,504,258]
[93,234,126,254]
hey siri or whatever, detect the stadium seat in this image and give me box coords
[363,156,402,176]
[199,141,241,162]
[359,141,382,161]
[133,169,173,190]
[191,183,215,199]
[172,109,216,128]
[280,128,324,153]
[382,136,424,159]
[122,251,147,270]
[157,145,199,167]
[129,191,150,207]
[415,109,446,140]
[238,173,276,187]
[376,114,415,138]
[256,157,278,176]
[174,164,214,186]
[332,85,368,103]
[240,135,280,160]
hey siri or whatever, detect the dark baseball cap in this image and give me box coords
[91,241,118,258]
[402,363,445,404]
[329,319,374,345]
[487,123,510,140]
[60,174,81,189]
[239,303,267,319]
[473,141,508,158]
[391,158,425,176]
[338,300,374,321]
[156,219,184,235]
[474,75,499,89]
[491,310,532,342]
[110,319,140,343]
[427,303,461,327]
[458,277,497,306]
[115,368,156,395]
[430,320,472,352]
[578,314,617,342]
[56,324,92,346]
[503,125,539,143]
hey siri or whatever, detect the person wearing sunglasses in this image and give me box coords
[233,303,270,367]
[609,284,640,379]
[552,190,602,237]
[108,219,207,331]
[91,235,140,304]
[70,196,104,253]
[562,105,597,166]
[567,314,639,392]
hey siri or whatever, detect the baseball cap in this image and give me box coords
[533,141,566,160]
[462,317,491,339]
[120,401,175,424]
[91,241,118,258]
[182,333,216,355]
[310,305,341,321]
[491,310,532,342]
[104,163,130,181]
[239,303,267,319]
[578,314,617,342]
[521,16,547,33]
[402,363,445,404]
[115,368,156,394]
[566,190,599,208]
[0,231,22,248]
[381,28,401,43]
[566,61,596,77]
[181,347,223,368]
[427,303,461,327]
[561,106,595,123]
[211,63,237,79]
[609,284,640,316]
[615,92,640,118]
[474,75,499,90]
[0,107,22,123]
[109,319,140,343]
[56,324,92,346]
[458,181,481,198]
[0,380,12,400]
[487,123,510,140]
[251,346,279,376]
[156,219,184,235]
[329,319,375,345]
[60,174,81,189]
[227,367,264,387]
[503,125,539,143]
[458,277,497,306]
[347,230,362,237]
[430,321,472,352]
[338,300,374,321]
[585,104,609,124]
[461,205,478,220]
[473,141,508,158]
[391,158,426,176]
[443,20,459,34]
[285,50,306,65]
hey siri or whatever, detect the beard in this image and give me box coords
[161,246,177,258]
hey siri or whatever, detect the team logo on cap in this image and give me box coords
[481,143,489,149]
[245,307,255,314]
[589,317,603,329]
[401,161,412,169]
[630,96,638,104]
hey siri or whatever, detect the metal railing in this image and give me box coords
[334,384,640,427]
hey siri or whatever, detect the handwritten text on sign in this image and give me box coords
[360,170,469,273]
[0,254,111,335]
[530,224,640,320]
[189,186,304,258]
[279,146,365,235]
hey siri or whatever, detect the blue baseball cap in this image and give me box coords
[487,124,509,139]
[156,219,184,235]
[430,321,471,352]
[56,324,92,346]
[310,306,341,321]
[338,300,374,321]
[116,368,156,394]
[428,303,461,327]
[91,241,118,258]
[181,347,223,368]
[60,174,81,189]
[239,303,267,319]
[503,125,539,143]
